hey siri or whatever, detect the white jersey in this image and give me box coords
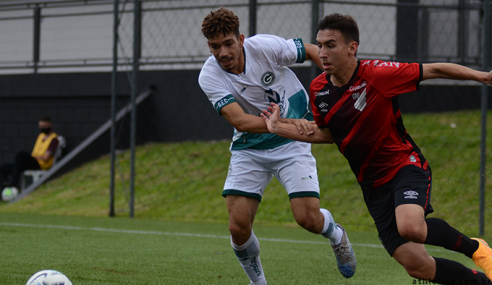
[198,34,312,150]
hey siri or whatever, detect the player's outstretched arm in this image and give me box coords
[261,103,334,144]
[422,63,492,84]
[221,102,270,133]
[222,102,317,134]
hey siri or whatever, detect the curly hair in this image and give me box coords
[201,7,240,39]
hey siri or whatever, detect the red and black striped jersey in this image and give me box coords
[310,59,425,189]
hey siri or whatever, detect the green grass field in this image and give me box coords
[0,213,479,284]
[1,110,492,284]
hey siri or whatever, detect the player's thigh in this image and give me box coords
[226,195,260,226]
[274,144,320,199]
[363,182,408,255]
[393,165,433,216]
[393,165,433,241]
[223,150,273,201]
[395,204,427,241]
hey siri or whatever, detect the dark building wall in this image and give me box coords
[131,70,233,143]
[0,68,490,168]
[0,72,132,162]
[0,70,233,167]
[396,0,421,62]
[398,85,489,113]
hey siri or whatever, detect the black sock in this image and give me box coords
[425,218,479,258]
[432,257,491,284]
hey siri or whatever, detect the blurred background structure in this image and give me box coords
[0,0,490,222]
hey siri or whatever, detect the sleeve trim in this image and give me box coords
[214,94,236,114]
[293,38,306,63]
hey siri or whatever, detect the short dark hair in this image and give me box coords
[201,7,240,39]
[39,115,51,122]
[317,13,359,45]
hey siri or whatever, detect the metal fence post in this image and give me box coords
[479,0,490,236]
[310,0,320,80]
[249,0,257,37]
[130,0,141,218]
[33,4,41,73]
[458,0,468,65]
[396,0,419,62]
[109,0,120,217]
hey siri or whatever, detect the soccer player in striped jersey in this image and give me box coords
[198,7,356,285]
[261,13,492,285]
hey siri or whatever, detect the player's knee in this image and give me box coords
[294,212,322,233]
[296,217,316,232]
[228,222,251,241]
[398,223,426,243]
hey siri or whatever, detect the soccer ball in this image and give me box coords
[1,186,18,202]
[25,270,73,285]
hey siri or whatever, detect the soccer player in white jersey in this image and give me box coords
[198,7,356,284]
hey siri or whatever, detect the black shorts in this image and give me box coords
[363,164,434,256]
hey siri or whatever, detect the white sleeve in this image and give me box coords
[198,66,236,114]
[248,34,306,67]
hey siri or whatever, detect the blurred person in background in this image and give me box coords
[0,115,59,195]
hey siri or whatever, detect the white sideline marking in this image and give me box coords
[0,222,447,252]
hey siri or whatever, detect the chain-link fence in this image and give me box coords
[0,0,488,73]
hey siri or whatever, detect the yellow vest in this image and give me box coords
[31,132,58,170]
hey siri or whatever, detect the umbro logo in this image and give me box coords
[403,190,419,199]
[319,102,329,108]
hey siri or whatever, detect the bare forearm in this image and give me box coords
[230,115,308,134]
[222,103,270,133]
[272,121,333,144]
[232,114,270,133]
[423,63,490,82]
[262,102,334,143]
[279,118,302,124]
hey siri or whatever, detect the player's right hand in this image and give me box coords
[261,103,280,133]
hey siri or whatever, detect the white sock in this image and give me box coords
[231,231,267,285]
[319,208,343,245]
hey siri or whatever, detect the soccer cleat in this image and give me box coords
[472,238,492,281]
[331,223,356,278]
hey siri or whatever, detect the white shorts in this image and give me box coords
[223,141,320,201]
